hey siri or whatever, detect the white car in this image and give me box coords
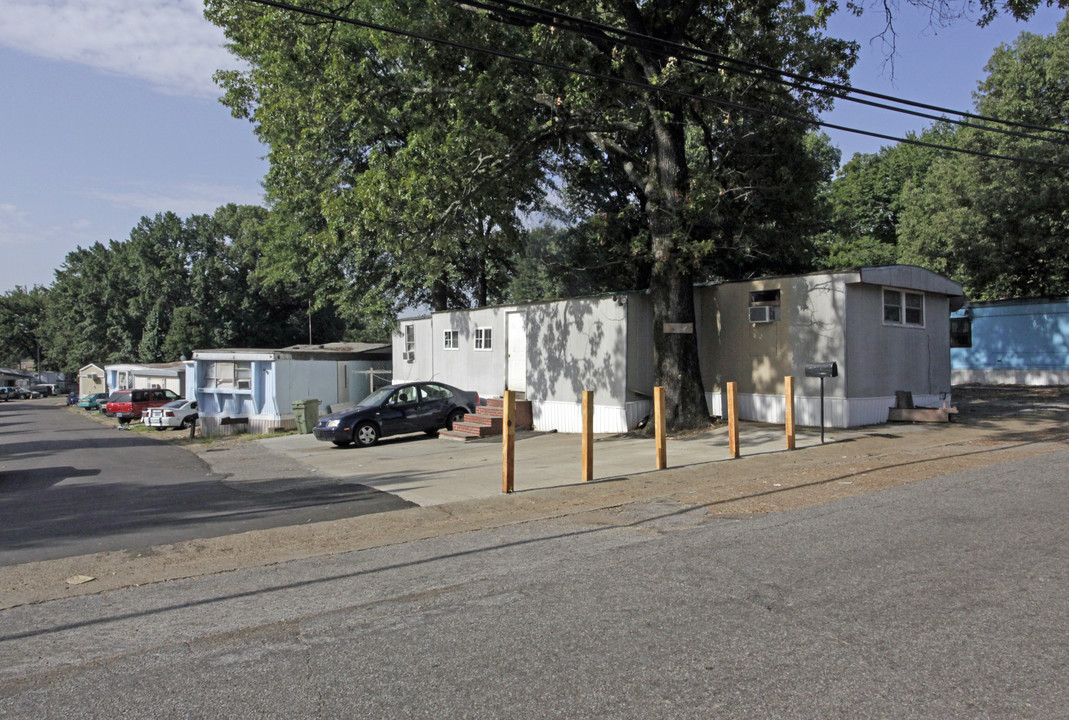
[143,399,198,430]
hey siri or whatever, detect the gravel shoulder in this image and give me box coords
[3,387,1067,609]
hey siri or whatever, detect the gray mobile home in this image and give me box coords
[698,266,965,427]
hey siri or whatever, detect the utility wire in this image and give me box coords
[470,0,1069,143]
[237,0,1069,170]
[464,0,1069,146]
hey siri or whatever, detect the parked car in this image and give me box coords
[143,399,198,430]
[105,388,180,423]
[75,392,109,410]
[0,386,13,401]
[313,381,478,447]
[12,387,40,399]
[29,383,54,397]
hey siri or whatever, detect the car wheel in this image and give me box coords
[354,422,379,447]
[447,408,467,431]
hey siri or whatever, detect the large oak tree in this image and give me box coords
[206,0,855,428]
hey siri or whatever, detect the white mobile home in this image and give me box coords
[104,362,186,396]
[192,342,391,436]
[394,294,653,433]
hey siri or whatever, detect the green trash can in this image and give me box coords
[292,398,320,434]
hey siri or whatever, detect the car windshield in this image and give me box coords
[356,386,395,408]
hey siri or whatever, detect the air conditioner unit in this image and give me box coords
[748,306,775,324]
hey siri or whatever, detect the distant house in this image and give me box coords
[950,296,1069,385]
[191,343,391,436]
[104,362,187,396]
[394,265,965,430]
[0,367,33,388]
[78,364,106,396]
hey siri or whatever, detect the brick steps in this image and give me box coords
[439,398,532,441]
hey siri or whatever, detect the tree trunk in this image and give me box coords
[477,251,489,308]
[430,279,449,312]
[645,99,709,430]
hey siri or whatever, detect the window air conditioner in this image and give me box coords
[748,306,774,323]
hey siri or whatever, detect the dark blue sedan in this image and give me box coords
[313,381,479,447]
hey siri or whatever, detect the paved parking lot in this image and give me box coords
[230,422,886,506]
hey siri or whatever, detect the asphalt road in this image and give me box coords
[0,400,413,565]
[1,447,1065,718]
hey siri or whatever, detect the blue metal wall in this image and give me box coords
[951,297,1069,371]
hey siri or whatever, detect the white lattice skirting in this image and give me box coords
[532,400,651,434]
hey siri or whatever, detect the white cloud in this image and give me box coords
[82,180,265,216]
[0,0,244,98]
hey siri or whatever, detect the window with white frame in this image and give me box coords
[474,327,492,350]
[205,361,253,389]
[443,329,459,349]
[404,325,415,354]
[883,289,924,327]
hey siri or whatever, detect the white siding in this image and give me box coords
[707,391,948,428]
[392,318,433,382]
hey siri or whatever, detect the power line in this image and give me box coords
[236,0,1069,170]
[469,0,1069,144]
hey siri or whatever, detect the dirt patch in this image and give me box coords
[953,384,1069,419]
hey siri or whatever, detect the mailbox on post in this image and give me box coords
[805,361,838,443]
[805,362,838,378]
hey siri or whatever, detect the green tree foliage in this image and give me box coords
[206,0,856,428]
[39,205,353,373]
[898,16,1069,299]
[41,240,130,370]
[817,124,953,268]
[207,0,545,315]
[0,285,49,368]
[508,214,652,303]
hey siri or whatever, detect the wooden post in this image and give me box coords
[502,390,515,494]
[785,376,796,450]
[582,390,594,482]
[727,381,740,459]
[654,386,667,470]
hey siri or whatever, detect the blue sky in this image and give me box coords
[0,1,1064,294]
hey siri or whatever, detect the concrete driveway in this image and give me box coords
[242,421,895,506]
